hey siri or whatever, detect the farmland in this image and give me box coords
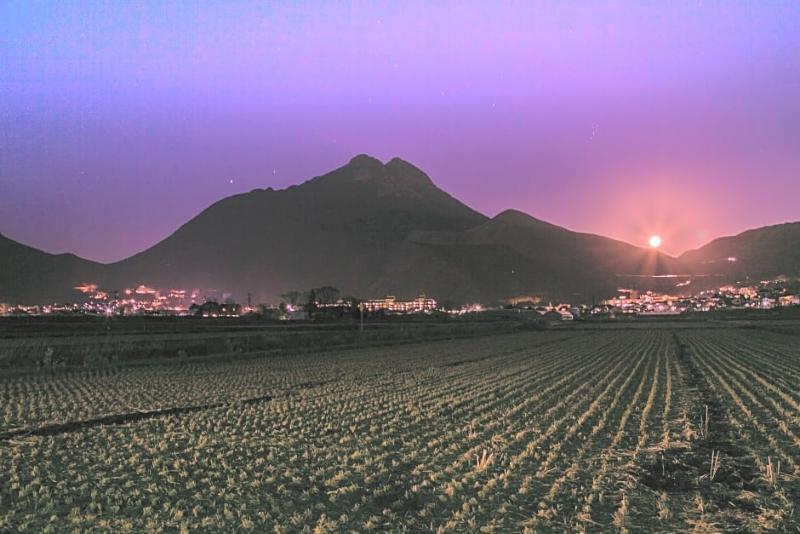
[1,322,799,531]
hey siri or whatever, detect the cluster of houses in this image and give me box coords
[66,284,199,316]
[499,279,800,321]
[597,280,800,316]
[361,295,438,314]
[2,279,798,319]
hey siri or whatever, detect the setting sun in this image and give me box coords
[649,235,662,248]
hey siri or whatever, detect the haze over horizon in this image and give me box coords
[2,1,799,262]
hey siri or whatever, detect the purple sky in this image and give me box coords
[1,1,799,262]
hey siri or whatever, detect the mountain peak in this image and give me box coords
[385,157,435,188]
[348,154,384,168]
[386,156,415,168]
[311,154,437,194]
[495,208,529,220]
[493,209,546,226]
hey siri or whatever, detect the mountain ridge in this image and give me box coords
[1,155,798,304]
[677,220,800,280]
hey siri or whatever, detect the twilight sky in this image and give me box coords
[1,1,799,262]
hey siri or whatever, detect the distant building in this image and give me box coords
[362,295,437,314]
[543,310,573,322]
[760,297,776,309]
[135,285,157,295]
[285,310,309,321]
[189,301,241,317]
[779,295,800,307]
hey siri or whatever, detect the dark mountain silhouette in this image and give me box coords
[0,233,102,303]
[102,155,491,302]
[0,155,797,304]
[462,209,685,278]
[679,222,800,281]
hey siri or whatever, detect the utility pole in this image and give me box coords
[359,302,364,332]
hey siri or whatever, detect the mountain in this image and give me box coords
[405,208,686,299]
[1,155,798,304]
[0,233,102,303]
[679,222,800,280]
[462,209,684,278]
[102,154,685,302]
[101,155,493,302]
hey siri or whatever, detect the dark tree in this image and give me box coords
[314,286,341,305]
[280,291,302,307]
[305,289,318,316]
